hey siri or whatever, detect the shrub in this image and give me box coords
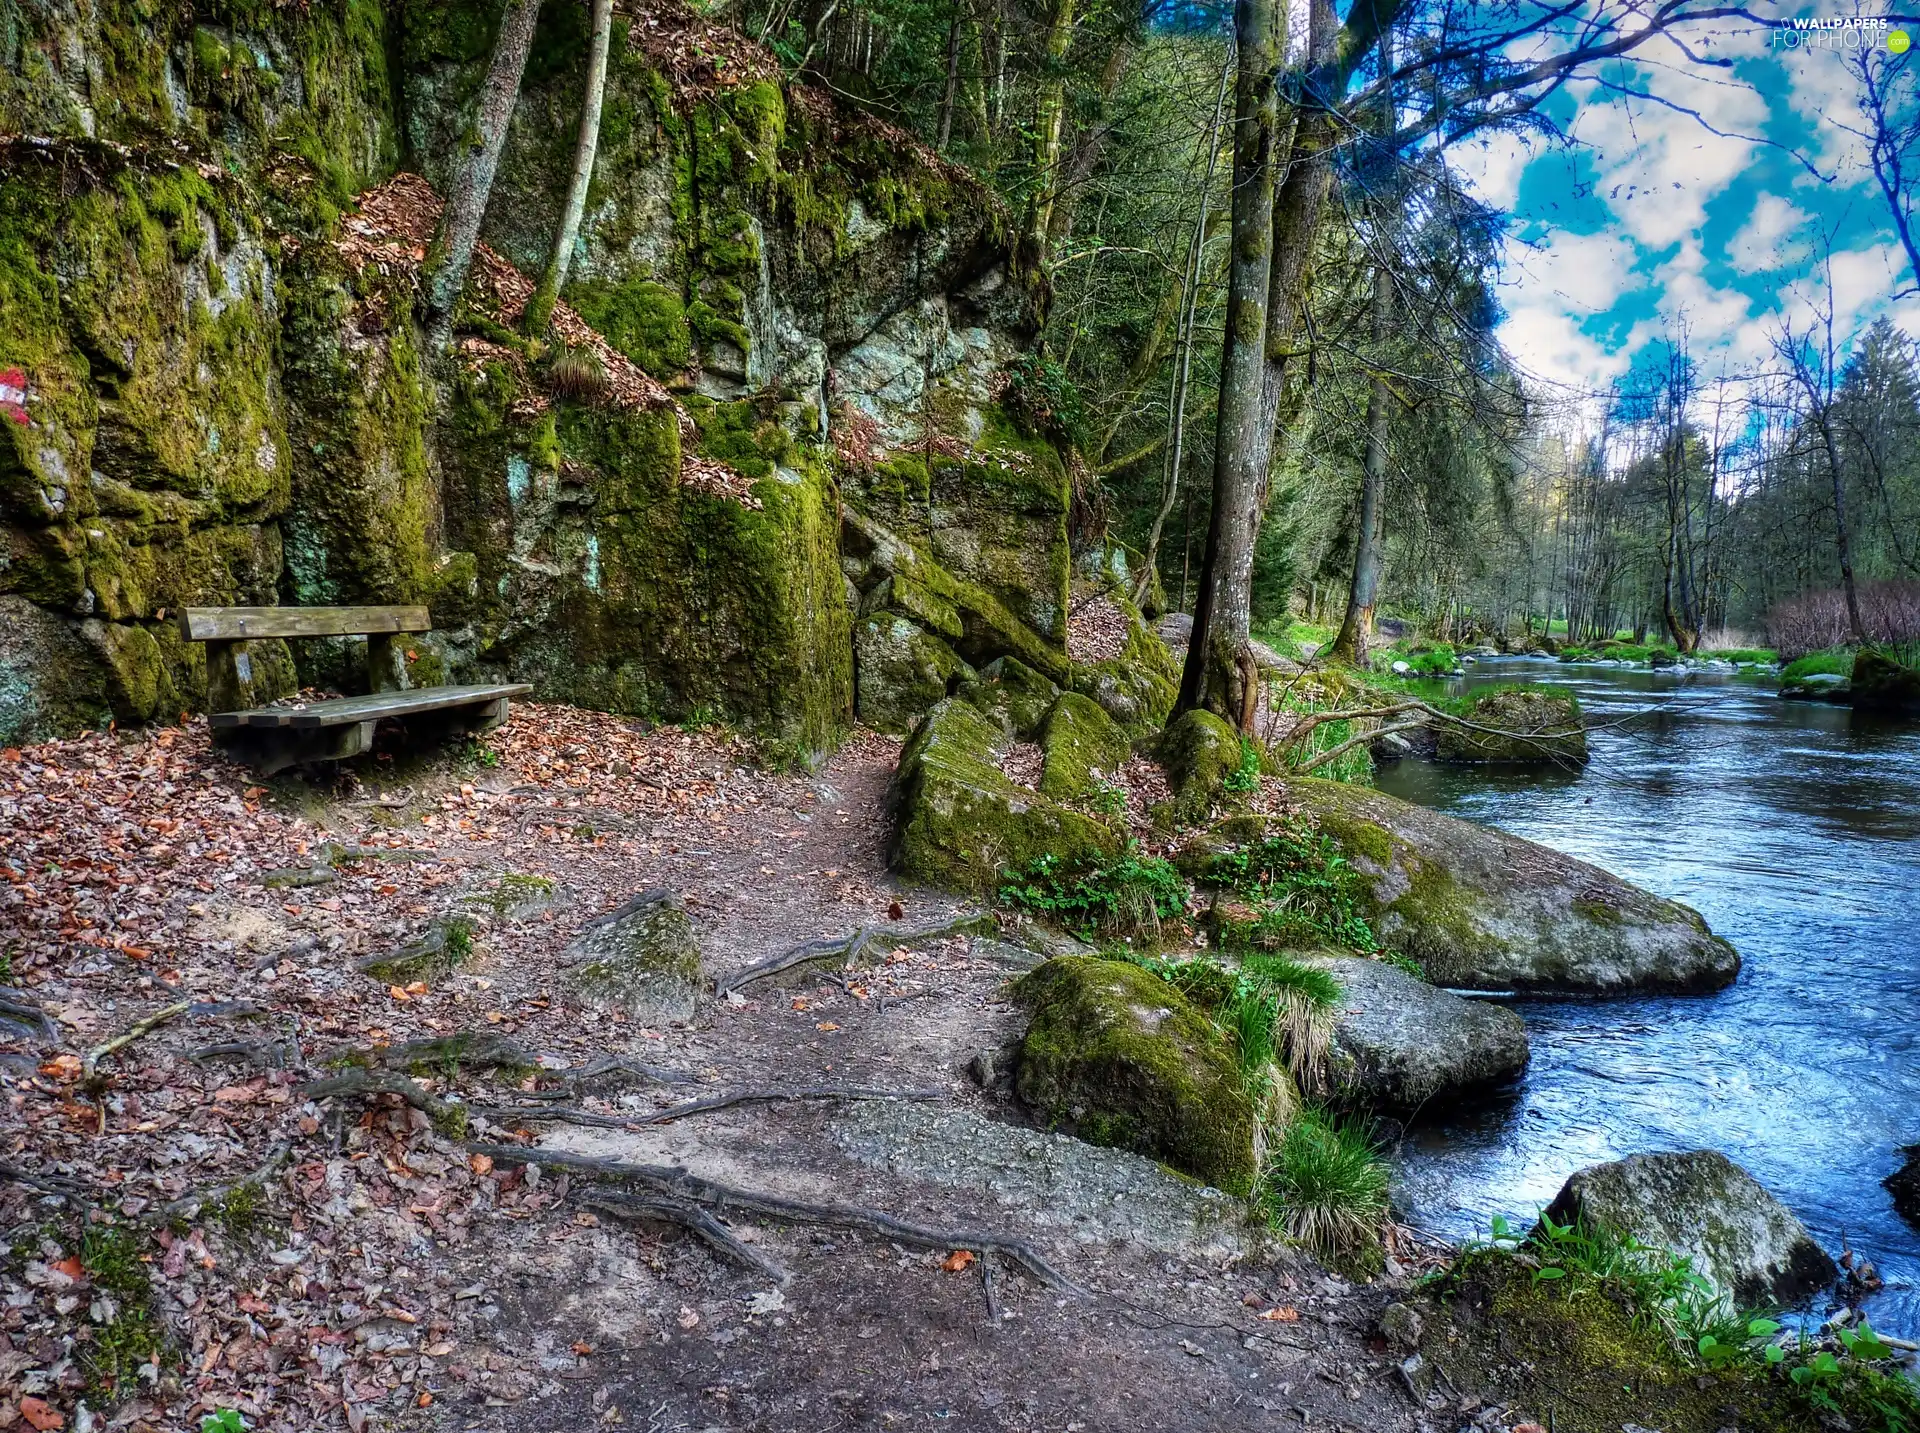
[1259,1109,1389,1260]
[1766,579,1920,658]
[1002,352,1086,448]
[1203,822,1384,955]
[999,847,1188,939]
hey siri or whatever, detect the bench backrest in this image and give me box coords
[181,605,433,713]
[180,606,431,641]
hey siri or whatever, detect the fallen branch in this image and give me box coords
[1294,719,1430,774]
[584,1192,793,1285]
[0,1160,95,1202]
[327,1032,533,1074]
[296,1069,458,1127]
[83,1000,191,1082]
[190,1039,301,1069]
[466,1143,1078,1294]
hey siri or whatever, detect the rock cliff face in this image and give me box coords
[0,0,1080,747]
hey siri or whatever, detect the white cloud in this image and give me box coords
[1727,194,1814,274]
[1505,228,1643,313]
[1498,302,1634,396]
[1568,71,1769,249]
[1452,132,1537,212]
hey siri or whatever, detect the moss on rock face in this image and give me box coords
[1012,956,1259,1195]
[1157,708,1244,824]
[959,656,1061,738]
[1851,647,1920,715]
[1290,776,1739,994]
[855,613,971,733]
[562,890,704,1025]
[1071,591,1179,736]
[890,698,1120,894]
[1038,691,1131,800]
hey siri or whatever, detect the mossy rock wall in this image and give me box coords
[1289,776,1740,995]
[0,0,1057,747]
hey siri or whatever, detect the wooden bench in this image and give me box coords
[181,605,531,774]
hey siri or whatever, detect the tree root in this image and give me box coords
[0,987,57,1042]
[583,1192,793,1285]
[191,1039,301,1069]
[0,1160,95,1203]
[143,1143,292,1228]
[466,1142,1080,1294]
[83,1001,191,1082]
[327,1032,534,1074]
[716,913,992,997]
[296,1069,460,1130]
[636,1085,941,1125]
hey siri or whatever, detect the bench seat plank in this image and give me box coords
[183,605,432,641]
[210,684,533,729]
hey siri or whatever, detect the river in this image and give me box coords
[1373,656,1920,1332]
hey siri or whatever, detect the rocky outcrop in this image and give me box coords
[1436,687,1587,765]
[0,0,1071,750]
[1886,1144,1920,1226]
[1011,956,1259,1195]
[1289,777,1738,994]
[560,889,704,1025]
[1541,1151,1835,1307]
[1305,955,1529,1109]
[889,698,1119,894]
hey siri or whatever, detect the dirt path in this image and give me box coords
[0,708,1486,1433]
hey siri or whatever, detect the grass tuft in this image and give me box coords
[1259,1109,1389,1262]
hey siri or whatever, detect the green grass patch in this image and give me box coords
[1705,647,1778,665]
[1202,821,1386,956]
[80,1223,168,1400]
[1258,1108,1390,1264]
[1780,647,1854,683]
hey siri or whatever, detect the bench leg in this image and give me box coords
[231,721,378,776]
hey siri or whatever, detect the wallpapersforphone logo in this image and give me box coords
[1769,15,1911,52]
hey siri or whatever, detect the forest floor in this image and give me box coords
[2,706,1533,1433]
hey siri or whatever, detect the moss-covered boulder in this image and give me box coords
[1072,591,1180,735]
[855,613,973,733]
[960,656,1062,738]
[1436,687,1587,765]
[1541,1152,1835,1307]
[1289,777,1738,994]
[561,890,704,1025]
[1157,708,1246,824]
[1012,956,1259,1194]
[890,699,1120,894]
[1038,691,1132,799]
[1851,647,1920,714]
[1302,954,1528,1110]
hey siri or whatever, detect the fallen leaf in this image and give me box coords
[404,981,429,995]
[570,1341,594,1355]
[389,986,411,1002]
[39,1055,81,1083]
[468,1154,494,1176]
[887,900,904,920]
[19,1396,63,1431]
[939,1250,975,1273]
[815,1021,839,1032]
[1512,1425,1547,1433]
[677,1305,700,1330]
[51,1257,83,1282]
[1257,1306,1300,1322]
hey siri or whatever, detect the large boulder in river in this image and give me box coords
[1305,955,1529,1110]
[1885,1145,1920,1226]
[1541,1151,1835,1307]
[1851,648,1920,714]
[1435,687,1587,766]
[1012,956,1260,1195]
[562,890,704,1025]
[1286,777,1737,994]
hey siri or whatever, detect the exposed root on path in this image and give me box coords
[468,1143,1083,1295]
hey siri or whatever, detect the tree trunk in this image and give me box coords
[1330,267,1392,666]
[526,0,613,336]
[1175,0,1281,723]
[936,8,962,151]
[1135,43,1233,607]
[423,0,545,354]
[1023,0,1075,269]
[1816,409,1869,643]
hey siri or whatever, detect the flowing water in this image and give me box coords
[1372,656,1920,1332]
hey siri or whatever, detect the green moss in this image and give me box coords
[568,276,692,377]
[1427,1255,1820,1433]
[1038,691,1132,799]
[1156,708,1244,825]
[1012,956,1258,1194]
[79,1223,168,1401]
[891,698,1121,893]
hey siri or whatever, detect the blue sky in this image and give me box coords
[1449,10,1916,400]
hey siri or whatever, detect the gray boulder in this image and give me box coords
[562,890,704,1025]
[1306,955,1528,1109]
[1541,1151,1836,1307]
[1287,777,1739,994]
[855,613,974,734]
